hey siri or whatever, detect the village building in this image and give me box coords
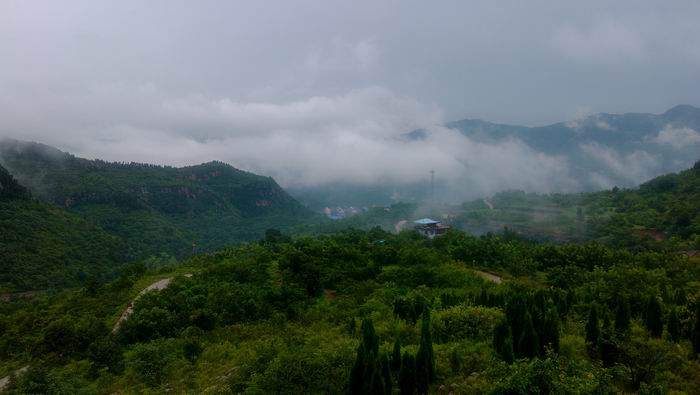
[414,218,451,239]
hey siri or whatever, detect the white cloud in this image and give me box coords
[652,125,700,150]
[579,142,659,185]
[0,82,580,199]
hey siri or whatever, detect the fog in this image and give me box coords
[1,1,699,201]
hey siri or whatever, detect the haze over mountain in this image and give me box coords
[291,104,700,207]
[3,1,700,210]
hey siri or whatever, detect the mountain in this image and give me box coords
[0,164,125,292]
[293,105,700,209]
[0,140,315,262]
[446,104,700,187]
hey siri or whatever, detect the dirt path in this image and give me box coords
[0,366,29,392]
[474,270,502,284]
[483,199,494,210]
[111,278,173,333]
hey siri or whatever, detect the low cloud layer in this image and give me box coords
[0,83,578,196]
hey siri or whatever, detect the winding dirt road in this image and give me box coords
[474,270,502,284]
[111,278,173,333]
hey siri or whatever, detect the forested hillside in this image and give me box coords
[0,140,315,260]
[0,165,124,292]
[2,229,700,393]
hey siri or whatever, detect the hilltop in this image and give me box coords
[0,140,317,290]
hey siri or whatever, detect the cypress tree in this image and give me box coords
[542,307,561,353]
[349,343,366,395]
[417,309,435,382]
[398,352,416,395]
[517,312,539,359]
[585,304,600,344]
[614,297,631,336]
[692,306,700,355]
[506,297,526,355]
[415,348,429,395]
[674,288,687,306]
[350,318,380,394]
[501,336,515,364]
[391,339,402,374]
[493,318,512,362]
[380,353,392,395]
[645,297,663,338]
[668,308,681,343]
[599,313,617,368]
[362,319,379,357]
[363,351,376,394]
[368,359,386,395]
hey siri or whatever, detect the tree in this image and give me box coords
[667,308,680,343]
[542,307,560,353]
[391,339,402,374]
[368,359,386,395]
[493,318,514,363]
[350,319,382,394]
[692,306,700,356]
[644,296,663,338]
[599,313,617,368]
[415,309,435,394]
[399,353,416,395]
[380,353,392,395]
[585,304,600,344]
[518,312,540,359]
[614,297,631,336]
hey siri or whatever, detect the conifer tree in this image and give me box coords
[363,351,375,394]
[398,352,416,395]
[368,359,385,395]
[417,309,435,382]
[585,304,600,344]
[598,313,617,368]
[391,339,402,374]
[614,297,631,336]
[542,307,561,353]
[501,336,515,364]
[692,306,700,355]
[493,318,513,363]
[415,349,429,395]
[362,319,379,357]
[517,312,539,359]
[645,296,663,338]
[350,318,381,394]
[380,353,392,395]
[668,308,680,343]
[349,343,366,395]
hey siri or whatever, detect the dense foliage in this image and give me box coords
[0,140,316,262]
[2,227,700,393]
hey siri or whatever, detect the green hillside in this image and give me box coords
[2,228,699,393]
[0,165,124,292]
[0,140,316,260]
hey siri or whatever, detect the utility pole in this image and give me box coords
[430,168,435,204]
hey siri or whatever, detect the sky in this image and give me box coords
[1,1,699,195]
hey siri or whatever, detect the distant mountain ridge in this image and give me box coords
[293,104,700,209]
[445,104,700,156]
[0,139,315,261]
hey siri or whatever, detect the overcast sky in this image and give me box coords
[1,1,699,192]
